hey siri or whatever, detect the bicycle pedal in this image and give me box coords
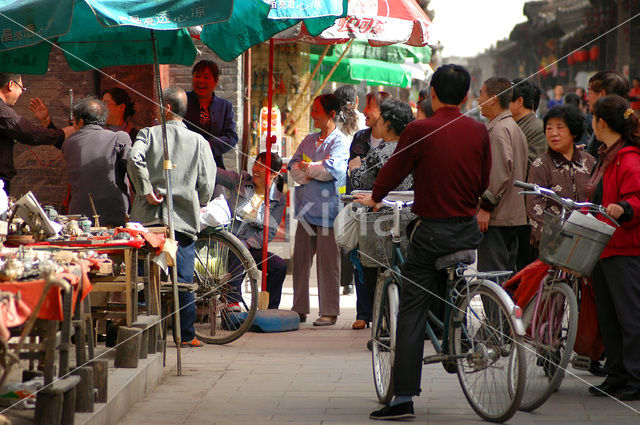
[571,355,591,370]
[423,354,444,365]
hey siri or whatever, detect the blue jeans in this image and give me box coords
[351,250,372,322]
[174,232,196,342]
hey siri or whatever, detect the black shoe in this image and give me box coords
[342,284,354,295]
[370,402,415,420]
[615,386,640,401]
[298,313,307,323]
[588,381,625,397]
[589,360,607,377]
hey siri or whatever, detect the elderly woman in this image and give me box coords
[216,152,287,309]
[288,94,349,326]
[586,95,640,401]
[348,98,414,329]
[526,105,595,248]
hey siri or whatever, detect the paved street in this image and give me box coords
[116,276,640,425]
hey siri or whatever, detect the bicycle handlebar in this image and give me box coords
[342,190,415,208]
[513,180,619,226]
[514,180,536,191]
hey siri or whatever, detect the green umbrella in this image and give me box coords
[309,53,412,88]
[0,0,200,74]
[200,0,348,62]
[311,39,431,64]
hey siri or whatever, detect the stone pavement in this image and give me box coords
[116,277,640,425]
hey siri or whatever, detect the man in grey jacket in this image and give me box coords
[63,97,131,227]
[476,77,529,275]
[510,78,547,269]
[128,87,216,347]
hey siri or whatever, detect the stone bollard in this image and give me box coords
[91,359,109,403]
[114,326,141,368]
[132,323,149,359]
[71,367,94,412]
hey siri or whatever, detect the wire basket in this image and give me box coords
[538,213,614,276]
[354,206,415,268]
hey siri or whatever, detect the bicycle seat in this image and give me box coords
[435,249,476,270]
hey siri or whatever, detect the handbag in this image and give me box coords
[333,203,359,251]
[573,278,604,361]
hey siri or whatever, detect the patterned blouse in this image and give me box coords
[349,140,413,191]
[526,148,596,247]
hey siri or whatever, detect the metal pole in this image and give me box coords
[150,29,181,375]
[259,39,275,311]
[241,48,252,172]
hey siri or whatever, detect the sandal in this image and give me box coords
[180,338,203,347]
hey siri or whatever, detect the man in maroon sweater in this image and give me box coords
[356,64,491,420]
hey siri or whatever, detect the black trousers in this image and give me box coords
[592,256,640,389]
[393,217,483,396]
[516,225,536,270]
[477,225,526,275]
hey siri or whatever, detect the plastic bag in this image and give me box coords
[200,194,231,228]
[334,203,359,250]
[0,377,43,409]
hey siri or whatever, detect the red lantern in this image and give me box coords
[568,55,576,66]
[589,45,600,62]
[576,50,589,62]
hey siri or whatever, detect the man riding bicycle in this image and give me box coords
[355,64,492,420]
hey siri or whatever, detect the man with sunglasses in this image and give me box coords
[0,73,74,194]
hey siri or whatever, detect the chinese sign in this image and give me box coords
[267,0,343,20]
[86,0,234,29]
[0,0,73,51]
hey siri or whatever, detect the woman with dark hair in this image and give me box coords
[102,87,138,140]
[288,94,349,326]
[416,98,434,120]
[216,152,287,309]
[334,85,365,138]
[526,105,595,248]
[348,98,414,329]
[586,95,640,401]
[343,91,392,329]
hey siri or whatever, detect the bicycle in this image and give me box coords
[191,225,259,344]
[513,180,618,411]
[345,190,526,423]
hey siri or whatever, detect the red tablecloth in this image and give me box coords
[0,262,92,321]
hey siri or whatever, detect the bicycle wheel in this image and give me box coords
[371,275,400,405]
[449,279,526,423]
[193,229,258,344]
[519,280,578,411]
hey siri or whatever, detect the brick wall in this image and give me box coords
[10,50,166,212]
[11,48,96,212]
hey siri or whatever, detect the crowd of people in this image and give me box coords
[1,57,639,420]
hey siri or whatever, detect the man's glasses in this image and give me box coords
[11,80,27,92]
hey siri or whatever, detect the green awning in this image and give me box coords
[310,40,431,64]
[310,54,412,88]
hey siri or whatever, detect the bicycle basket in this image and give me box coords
[538,212,615,276]
[354,207,415,268]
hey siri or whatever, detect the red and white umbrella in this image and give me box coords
[276,0,431,47]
